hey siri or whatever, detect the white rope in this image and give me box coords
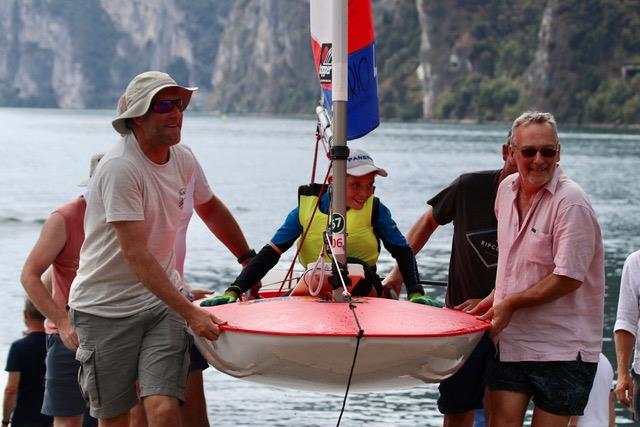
[305,254,327,297]
[325,234,351,299]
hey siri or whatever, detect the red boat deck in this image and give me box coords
[199,296,489,337]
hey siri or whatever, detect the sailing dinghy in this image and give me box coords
[192,0,490,394]
[194,295,487,393]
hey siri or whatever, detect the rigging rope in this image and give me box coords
[276,165,331,296]
[337,323,363,427]
[276,122,332,296]
[326,239,364,427]
[280,111,362,425]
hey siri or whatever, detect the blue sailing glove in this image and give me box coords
[408,292,444,308]
[200,291,238,307]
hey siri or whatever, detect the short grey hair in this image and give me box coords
[510,111,558,145]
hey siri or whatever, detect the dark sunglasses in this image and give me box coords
[517,146,558,158]
[149,99,184,114]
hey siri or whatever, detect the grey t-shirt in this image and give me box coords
[69,134,212,317]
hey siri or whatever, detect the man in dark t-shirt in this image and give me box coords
[428,169,502,308]
[384,133,516,427]
[3,299,52,427]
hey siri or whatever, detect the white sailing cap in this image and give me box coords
[112,71,197,135]
[346,148,388,177]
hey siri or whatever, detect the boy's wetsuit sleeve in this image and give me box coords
[373,199,424,296]
[229,207,301,294]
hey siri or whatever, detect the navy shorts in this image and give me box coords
[487,356,597,416]
[438,333,494,414]
[189,343,209,372]
[41,334,87,417]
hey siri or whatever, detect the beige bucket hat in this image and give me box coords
[112,71,197,135]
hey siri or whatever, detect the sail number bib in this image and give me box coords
[330,213,345,255]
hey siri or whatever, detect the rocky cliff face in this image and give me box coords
[208,0,317,113]
[0,0,315,113]
[0,0,637,124]
[0,0,85,108]
[412,0,639,123]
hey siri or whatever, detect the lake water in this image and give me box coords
[1,108,639,425]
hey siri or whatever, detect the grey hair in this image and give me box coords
[510,111,558,145]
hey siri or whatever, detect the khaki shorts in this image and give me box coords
[70,304,190,419]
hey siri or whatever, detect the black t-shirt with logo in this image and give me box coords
[428,170,501,307]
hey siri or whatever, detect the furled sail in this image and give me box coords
[310,0,380,140]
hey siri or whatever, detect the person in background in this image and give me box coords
[383,131,517,427]
[3,299,53,427]
[614,250,640,422]
[469,111,605,426]
[20,154,103,427]
[568,353,615,427]
[68,71,251,427]
[202,148,437,306]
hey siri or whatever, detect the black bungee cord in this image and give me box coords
[336,297,364,427]
[326,246,365,427]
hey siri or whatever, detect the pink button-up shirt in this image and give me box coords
[493,167,604,363]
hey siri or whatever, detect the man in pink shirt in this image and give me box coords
[469,111,604,427]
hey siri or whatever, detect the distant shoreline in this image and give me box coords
[207,111,640,131]
[2,106,639,131]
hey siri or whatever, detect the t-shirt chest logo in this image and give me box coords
[466,229,498,268]
[178,188,186,209]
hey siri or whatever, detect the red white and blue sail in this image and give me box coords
[310,0,380,140]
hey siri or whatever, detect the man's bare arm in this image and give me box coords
[195,195,252,261]
[383,208,440,294]
[20,213,79,350]
[2,372,19,425]
[615,330,636,407]
[480,273,581,335]
[112,220,223,340]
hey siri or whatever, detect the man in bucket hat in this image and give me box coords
[68,71,254,426]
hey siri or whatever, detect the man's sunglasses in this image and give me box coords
[516,146,558,158]
[149,99,184,114]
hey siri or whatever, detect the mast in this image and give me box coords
[328,0,349,301]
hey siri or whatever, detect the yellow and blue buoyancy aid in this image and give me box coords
[297,185,380,268]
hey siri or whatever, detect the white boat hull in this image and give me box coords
[194,329,483,393]
[193,296,488,393]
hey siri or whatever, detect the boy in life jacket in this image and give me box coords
[201,148,440,306]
